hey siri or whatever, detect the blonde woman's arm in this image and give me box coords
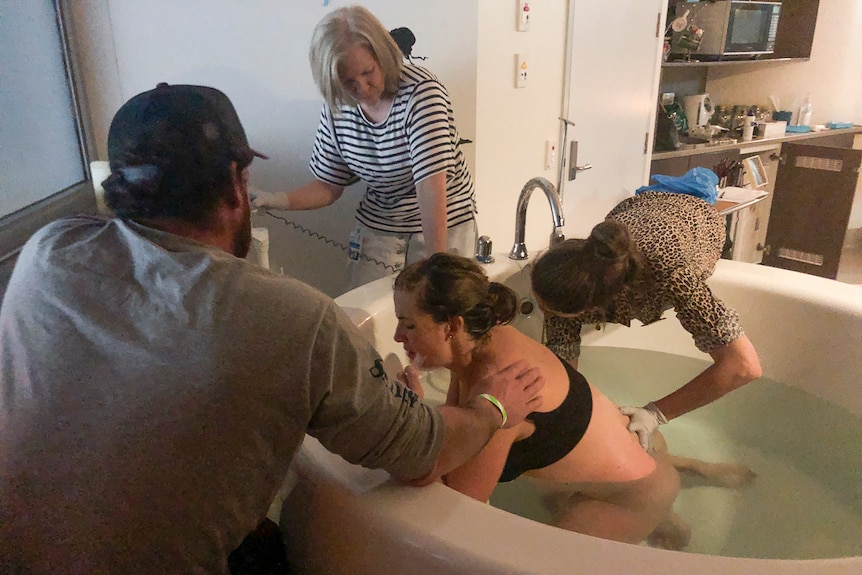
[415,172,448,255]
[251,179,344,211]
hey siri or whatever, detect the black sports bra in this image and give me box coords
[499,356,593,482]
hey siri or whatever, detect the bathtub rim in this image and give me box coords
[282,256,862,575]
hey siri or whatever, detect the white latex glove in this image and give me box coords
[249,186,291,211]
[619,402,668,451]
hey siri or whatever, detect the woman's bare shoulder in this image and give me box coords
[483,326,569,406]
[490,325,555,360]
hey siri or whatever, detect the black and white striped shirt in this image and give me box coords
[309,64,476,234]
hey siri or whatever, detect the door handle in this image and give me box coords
[568,141,593,181]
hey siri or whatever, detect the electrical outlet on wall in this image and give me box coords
[515,54,529,88]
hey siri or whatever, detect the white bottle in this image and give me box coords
[798,94,812,126]
[742,115,755,142]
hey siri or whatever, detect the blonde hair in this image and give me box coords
[309,5,404,110]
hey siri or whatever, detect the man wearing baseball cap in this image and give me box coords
[0,83,543,573]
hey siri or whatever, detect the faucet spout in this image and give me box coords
[509,177,565,260]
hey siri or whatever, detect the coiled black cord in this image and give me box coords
[262,210,399,272]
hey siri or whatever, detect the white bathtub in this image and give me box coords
[280,257,862,574]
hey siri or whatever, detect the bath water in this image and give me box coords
[458,346,862,560]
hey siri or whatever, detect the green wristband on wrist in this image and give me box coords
[476,393,508,428]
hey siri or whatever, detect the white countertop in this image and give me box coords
[652,125,862,161]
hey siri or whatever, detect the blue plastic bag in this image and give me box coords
[635,167,719,205]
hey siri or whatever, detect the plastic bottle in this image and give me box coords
[742,114,755,142]
[798,94,812,126]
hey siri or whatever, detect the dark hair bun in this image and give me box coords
[587,220,631,262]
[488,282,517,325]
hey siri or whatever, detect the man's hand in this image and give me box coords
[620,402,668,450]
[471,360,544,429]
[401,362,543,487]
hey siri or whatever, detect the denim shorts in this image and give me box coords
[347,219,478,290]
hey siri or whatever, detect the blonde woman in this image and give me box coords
[253,6,476,288]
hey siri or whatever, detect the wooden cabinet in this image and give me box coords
[772,0,820,60]
[651,129,862,270]
[649,155,690,179]
[762,141,862,279]
[662,0,820,62]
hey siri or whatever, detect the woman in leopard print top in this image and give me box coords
[531,191,761,449]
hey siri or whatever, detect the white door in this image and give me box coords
[559,0,667,237]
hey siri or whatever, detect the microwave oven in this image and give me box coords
[669,1,781,60]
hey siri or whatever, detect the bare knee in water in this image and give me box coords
[551,458,680,545]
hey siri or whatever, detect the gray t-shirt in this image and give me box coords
[0,216,443,573]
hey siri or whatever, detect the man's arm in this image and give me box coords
[398,360,543,486]
[306,303,543,484]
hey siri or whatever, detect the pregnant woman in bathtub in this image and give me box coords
[392,253,684,548]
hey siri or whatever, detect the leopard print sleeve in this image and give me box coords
[667,267,744,354]
[543,315,583,361]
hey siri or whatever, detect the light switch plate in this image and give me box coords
[517,1,531,31]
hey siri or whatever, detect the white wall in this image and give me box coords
[71,0,481,297]
[474,0,568,257]
[71,0,862,296]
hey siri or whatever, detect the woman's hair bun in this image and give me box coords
[488,282,517,326]
[587,220,630,262]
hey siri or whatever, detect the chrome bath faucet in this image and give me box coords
[509,177,565,260]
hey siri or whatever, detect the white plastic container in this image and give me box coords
[761,121,787,139]
[742,115,754,141]
[797,94,812,126]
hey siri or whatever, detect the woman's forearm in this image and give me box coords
[653,335,761,420]
[253,179,344,211]
[416,172,448,254]
[285,179,344,210]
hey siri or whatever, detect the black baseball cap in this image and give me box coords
[107,83,268,171]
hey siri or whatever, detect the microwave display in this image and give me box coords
[727,3,780,52]
[670,1,781,61]
[730,6,772,45]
